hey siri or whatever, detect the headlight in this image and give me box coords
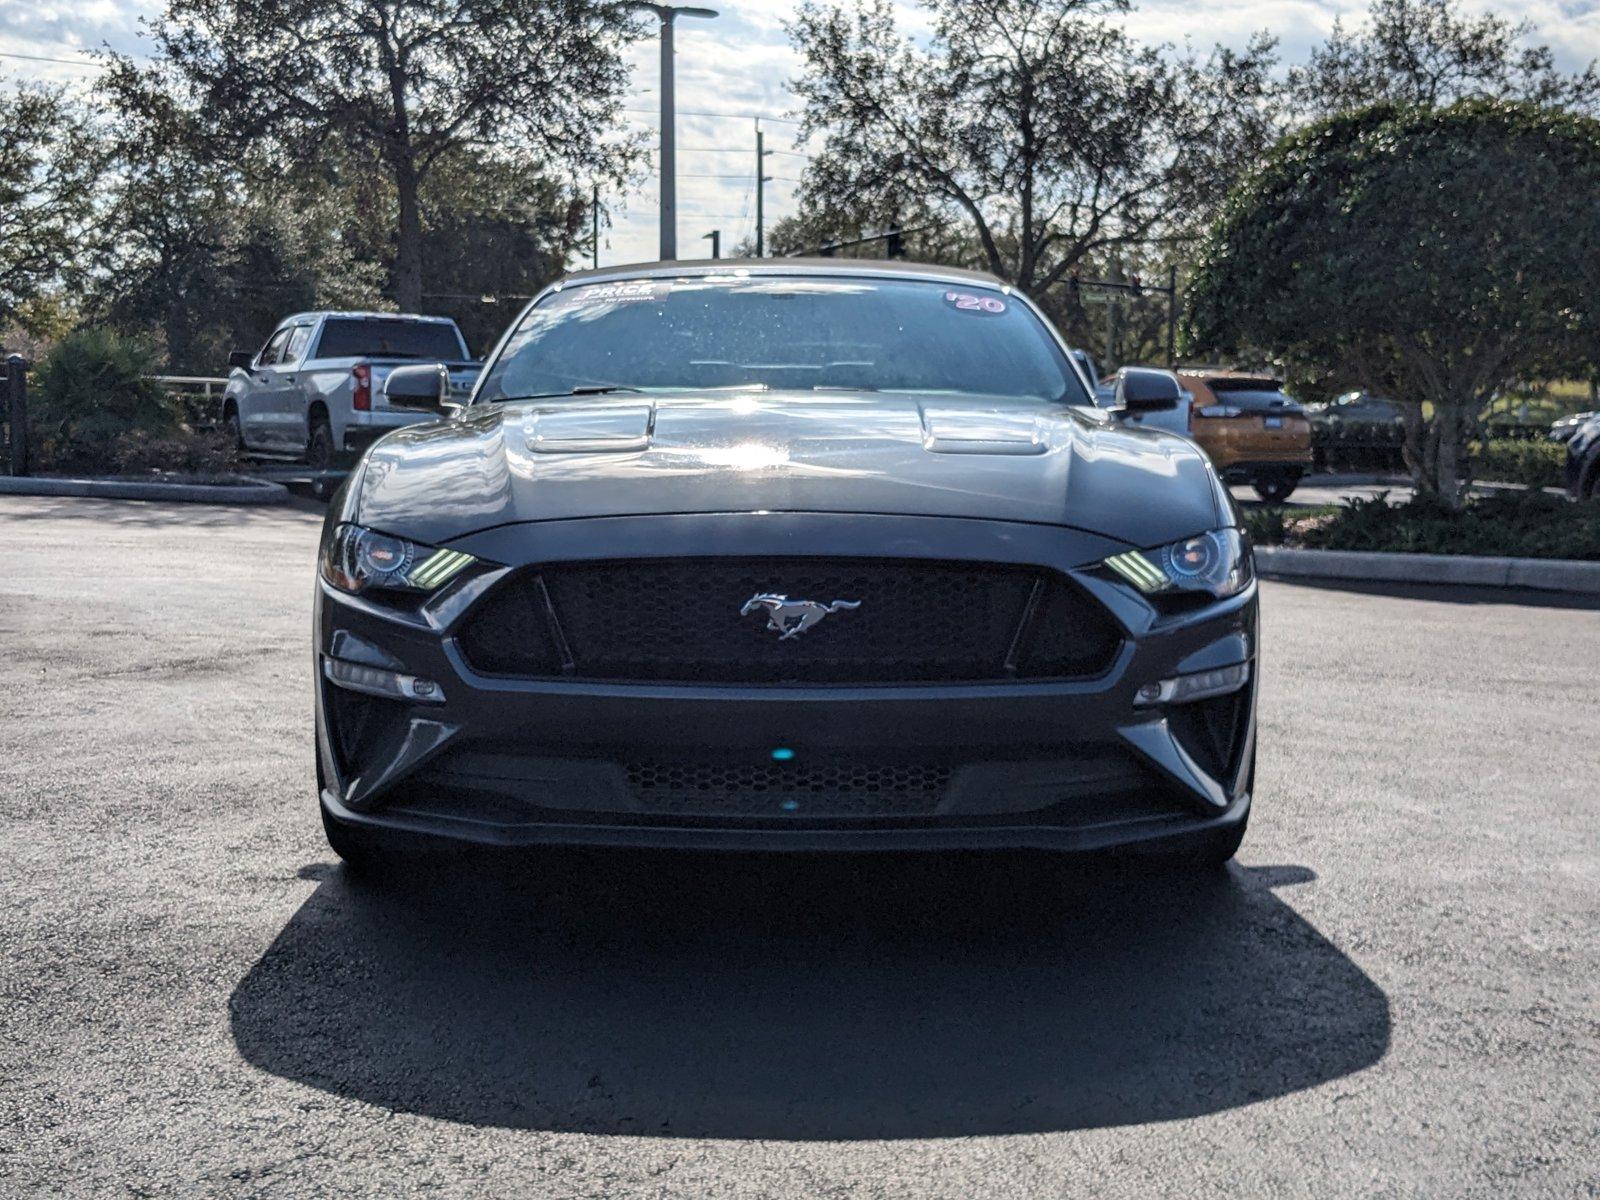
[321,524,479,594]
[1103,528,1252,599]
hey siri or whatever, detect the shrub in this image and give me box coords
[1311,422,1406,474]
[1471,439,1565,489]
[32,329,176,471]
[1241,505,1292,546]
[1272,491,1600,559]
[28,328,236,477]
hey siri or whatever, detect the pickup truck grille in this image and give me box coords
[454,557,1121,684]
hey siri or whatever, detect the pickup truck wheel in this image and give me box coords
[306,416,336,471]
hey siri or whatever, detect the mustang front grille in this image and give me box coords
[454,557,1121,684]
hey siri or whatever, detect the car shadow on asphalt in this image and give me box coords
[229,850,1389,1140]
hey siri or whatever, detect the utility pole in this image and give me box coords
[703,230,720,258]
[754,120,774,257]
[625,3,719,261]
[591,185,600,270]
[1166,263,1178,367]
[1104,253,1121,373]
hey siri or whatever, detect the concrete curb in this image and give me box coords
[1255,547,1600,595]
[0,475,289,505]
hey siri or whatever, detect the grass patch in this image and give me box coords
[1245,490,1600,560]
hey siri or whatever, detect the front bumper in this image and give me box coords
[314,513,1259,853]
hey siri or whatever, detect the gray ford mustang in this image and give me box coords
[314,260,1258,869]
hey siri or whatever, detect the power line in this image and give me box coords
[680,146,809,158]
[623,106,801,124]
[0,50,103,67]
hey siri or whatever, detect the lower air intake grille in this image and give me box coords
[626,760,952,817]
[455,557,1121,684]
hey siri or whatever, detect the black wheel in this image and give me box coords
[1253,475,1298,503]
[306,415,336,471]
[307,415,337,499]
[222,406,244,452]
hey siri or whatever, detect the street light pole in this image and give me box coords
[625,3,718,262]
[754,120,773,257]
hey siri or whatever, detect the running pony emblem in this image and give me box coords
[739,594,862,640]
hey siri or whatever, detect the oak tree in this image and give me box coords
[1186,101,1600,507]
[109,0,635,311]
[785,0,1278,294]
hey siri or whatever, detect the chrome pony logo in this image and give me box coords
[740,594,862,640]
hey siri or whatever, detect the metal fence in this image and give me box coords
[151,375,229,429]
[2,354,27,476]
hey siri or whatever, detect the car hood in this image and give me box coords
[354,393,1224,549]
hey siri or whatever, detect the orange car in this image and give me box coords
[1176,372,1313,502]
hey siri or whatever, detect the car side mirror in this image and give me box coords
[228,350,255,371]
[1114,367,1182,415]
[383,363,453,413]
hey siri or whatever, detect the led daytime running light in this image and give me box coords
[1105,550,1171,594]
[408,548,475,590]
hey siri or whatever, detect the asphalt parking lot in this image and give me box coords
[1,494,1597,1198]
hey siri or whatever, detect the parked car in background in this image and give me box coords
[1173,372,1313,502]
[1306,391,1405,428]
[1564,412,1600,499]
[1550,410,1597,443]
[222,312,481,468]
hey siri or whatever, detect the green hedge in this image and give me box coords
[1311,423,1406,473]
[1246,491,1600,560]
[1310,425,1566,487]
[1471,439,1565,489]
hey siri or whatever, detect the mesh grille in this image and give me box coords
[627,760,952,817]
[455,557,1121,684]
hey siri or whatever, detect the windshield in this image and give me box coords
[315,318,465,361]
[476,276,1089,405]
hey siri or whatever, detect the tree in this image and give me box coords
[108,0,636,311]
[89,87,385,374]
[785,0,1278,295]
[416,152,591,353]
[0,83,103,329]
[1185,101,1600,508]
[1288,0,1600,119]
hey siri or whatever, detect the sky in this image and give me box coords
[3,0,1599,269]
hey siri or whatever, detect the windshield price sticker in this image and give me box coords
[943,290,1007,315]
[573,280,672,305]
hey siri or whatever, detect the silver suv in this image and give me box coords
[222,312,481,468]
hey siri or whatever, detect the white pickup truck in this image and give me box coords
[221,311,481,467]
